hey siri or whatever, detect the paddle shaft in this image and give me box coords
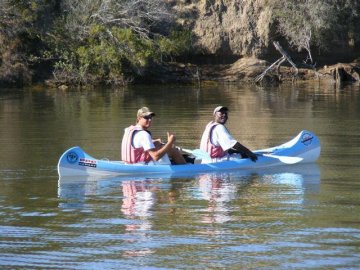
[182,148,211,160]
[183,148,303,164]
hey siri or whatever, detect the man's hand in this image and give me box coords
[167,132,176,146]
[229,142,258,162]
[248,151,258,162]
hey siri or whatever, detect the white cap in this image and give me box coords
[213,106,228,115]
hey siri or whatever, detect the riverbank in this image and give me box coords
[2,57,360,89]
[135,57,360,87]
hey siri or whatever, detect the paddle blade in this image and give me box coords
[262,153,303,164]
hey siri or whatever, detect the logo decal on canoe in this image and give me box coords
[67,152,78,163]
[301,133,313,146]
[78,158,97,168]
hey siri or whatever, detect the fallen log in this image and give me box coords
[255,56,285,83]
[273,41,298,75]
[255,41,298,84]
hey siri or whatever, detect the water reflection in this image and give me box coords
[55,163,322,264]
[121,180,157,218]
[121,180,157,233]
[120,179,163,258]
[187,164,321,225]
[197,173,239,224]
[58,163,320,210]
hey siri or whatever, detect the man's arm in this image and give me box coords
[214,125,257,162]
[228,142,258,162]
[147,132,176,161]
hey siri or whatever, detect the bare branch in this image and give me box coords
[63,0,172,40]
[274,0,334,65]
[255,42,298,84]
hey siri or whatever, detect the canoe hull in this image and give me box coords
[57,130,321,177]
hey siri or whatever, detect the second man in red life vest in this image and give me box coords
[200,106,258,163]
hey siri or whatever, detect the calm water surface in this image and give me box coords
[1,82,360,269]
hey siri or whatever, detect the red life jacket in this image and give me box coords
[200,122,226,158]
[121,125,152,164]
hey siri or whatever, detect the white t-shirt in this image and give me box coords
[209,124,237,151]
[132,128,171,165]
[132,130,155,151]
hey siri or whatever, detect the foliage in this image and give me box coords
[0,0,60,85]
[1,0,360,86]
[49,0,192,85]
[272,0,334,64]
[157,30,193,62]
[50,23,192,85]
[0,0,193,86]
[272,0,360,65]
[330,0,360,47]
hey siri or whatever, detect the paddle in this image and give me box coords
[182,148,303,164]
[256,153,303,164]
[181,148,212,162]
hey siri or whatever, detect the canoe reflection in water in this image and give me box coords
[191,163,321,225]
[58,163,320,214]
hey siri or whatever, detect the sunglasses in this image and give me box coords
[143,115,153,120]
[216,111,228,115]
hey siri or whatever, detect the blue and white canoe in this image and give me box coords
[57,130,321,177]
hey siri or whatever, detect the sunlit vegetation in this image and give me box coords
[272,0,360,66]
[1,0,359,87]
[0,0,193,86]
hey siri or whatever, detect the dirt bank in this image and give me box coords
[144,57,360,86]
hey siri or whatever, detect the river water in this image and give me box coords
[1,82,360,269]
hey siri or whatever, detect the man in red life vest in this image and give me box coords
[121,107,186,165]
[200,106,258,163]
